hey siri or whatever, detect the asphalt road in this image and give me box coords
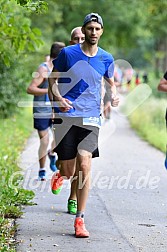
[16,107,167,252]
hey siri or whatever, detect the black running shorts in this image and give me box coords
[53,117,99,160]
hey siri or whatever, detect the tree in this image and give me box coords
[0,0,47,117]
[144,0,167,74]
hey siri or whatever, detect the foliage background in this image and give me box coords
[0,0,167,118]
[0,1,166,250]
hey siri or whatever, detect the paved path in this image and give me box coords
[16,106,167,252]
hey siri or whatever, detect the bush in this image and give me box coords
[0,61,30,118]
[0,108,34,251]
[0,0,44,118]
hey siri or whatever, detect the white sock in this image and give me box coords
[39,167,46,171]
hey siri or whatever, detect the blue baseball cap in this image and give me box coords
[83,13,103,28]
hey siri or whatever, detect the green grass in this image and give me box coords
[0,108,35,251]
[122,96,166,153]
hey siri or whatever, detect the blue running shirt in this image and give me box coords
[53,43,114,117]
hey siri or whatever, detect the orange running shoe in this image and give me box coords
[51,172,64,195]
[74,217,89,238]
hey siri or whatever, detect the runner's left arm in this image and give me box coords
[104,76,119,107]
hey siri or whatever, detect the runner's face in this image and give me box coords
[71,29,85,45]
[83,22,103,45]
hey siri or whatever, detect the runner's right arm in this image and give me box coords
[27,65,48,95]
[48,68,73,112]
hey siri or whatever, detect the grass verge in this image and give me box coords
[0,108,34,251]
[122,96,166,153]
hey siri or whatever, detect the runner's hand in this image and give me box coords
[111,96,119,107]
[58,98,73,112]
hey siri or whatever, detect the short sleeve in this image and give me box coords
[104,55,114,78]
[52,48,66,72]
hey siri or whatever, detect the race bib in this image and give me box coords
[83,117,101,128]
